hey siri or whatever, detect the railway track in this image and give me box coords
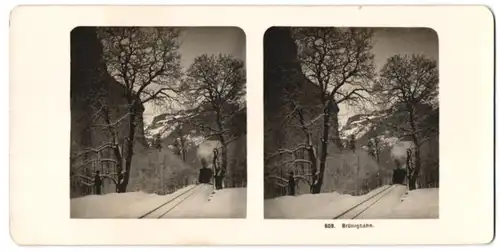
[332,185,396,219]
[138,184,206,219]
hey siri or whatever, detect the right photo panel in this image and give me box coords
[263,27,439,219]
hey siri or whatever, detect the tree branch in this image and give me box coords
[265,144,310,162]
[141,87,175,104]
[336,88,367,104]
[73,143,116,159]
[93,112,132,128]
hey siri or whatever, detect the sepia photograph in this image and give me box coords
[9,5,493,245]
[264,27,439,219]
[69,26,247,218]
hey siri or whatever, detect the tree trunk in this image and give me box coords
[330,113,343,150]
[407,106,421,191]
[307,142,318,193]
[299,129,317,194]
[117,108,137,193]
[408,144,421,190]
[220,141,228,172]
[178,128,186,161]
[215,110,228,172]
[99,104,124,192]
[311,105,331,194]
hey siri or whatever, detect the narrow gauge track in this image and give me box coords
[332,185,396,219]
[138,184,205,219]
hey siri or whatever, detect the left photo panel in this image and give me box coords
[70,27,247,219]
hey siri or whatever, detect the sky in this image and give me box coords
[337,27,439,127]
[142,27,246,125]
[140,27,438,127]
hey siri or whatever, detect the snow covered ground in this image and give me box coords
[390,188,439,219]
[264,185,438,219]
[70,184,247,218]
[159,185,247,218]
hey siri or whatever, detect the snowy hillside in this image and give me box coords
[145,113,183,139]
[144,105,246,152]
[341,111,385,139]
[340,109,399,149]
[145,111,206,148]
[341,104,438,147]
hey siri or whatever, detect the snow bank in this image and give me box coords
[201,188,247,218]
[264,192,341,219]
[153,185,246,219]
[264,185,438,219]
[70,185,196,218]
[264,186,390,219]
[70,185,247,219]
[354,185,408,219]
[391,188,439,218]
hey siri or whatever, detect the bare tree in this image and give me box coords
[264,62,336,195]
[96,27,182,192]
[181,53,246,175]
[291,27,376,193]
[372,54,439,190]
[264,85,319,194]
[71,84,124,192]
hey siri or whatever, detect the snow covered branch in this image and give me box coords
[93,112,132,128]
[90,104,107,123]
[265,175,289,188]
[100,173,118,185]
[71,172,119,187]
[265,144,309,162]
[71,174,94,186]
[302,113,327,127]
[73,143,116,159]
[287,159,312,165]
[294,174,313,186]
[266,159,313,170]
